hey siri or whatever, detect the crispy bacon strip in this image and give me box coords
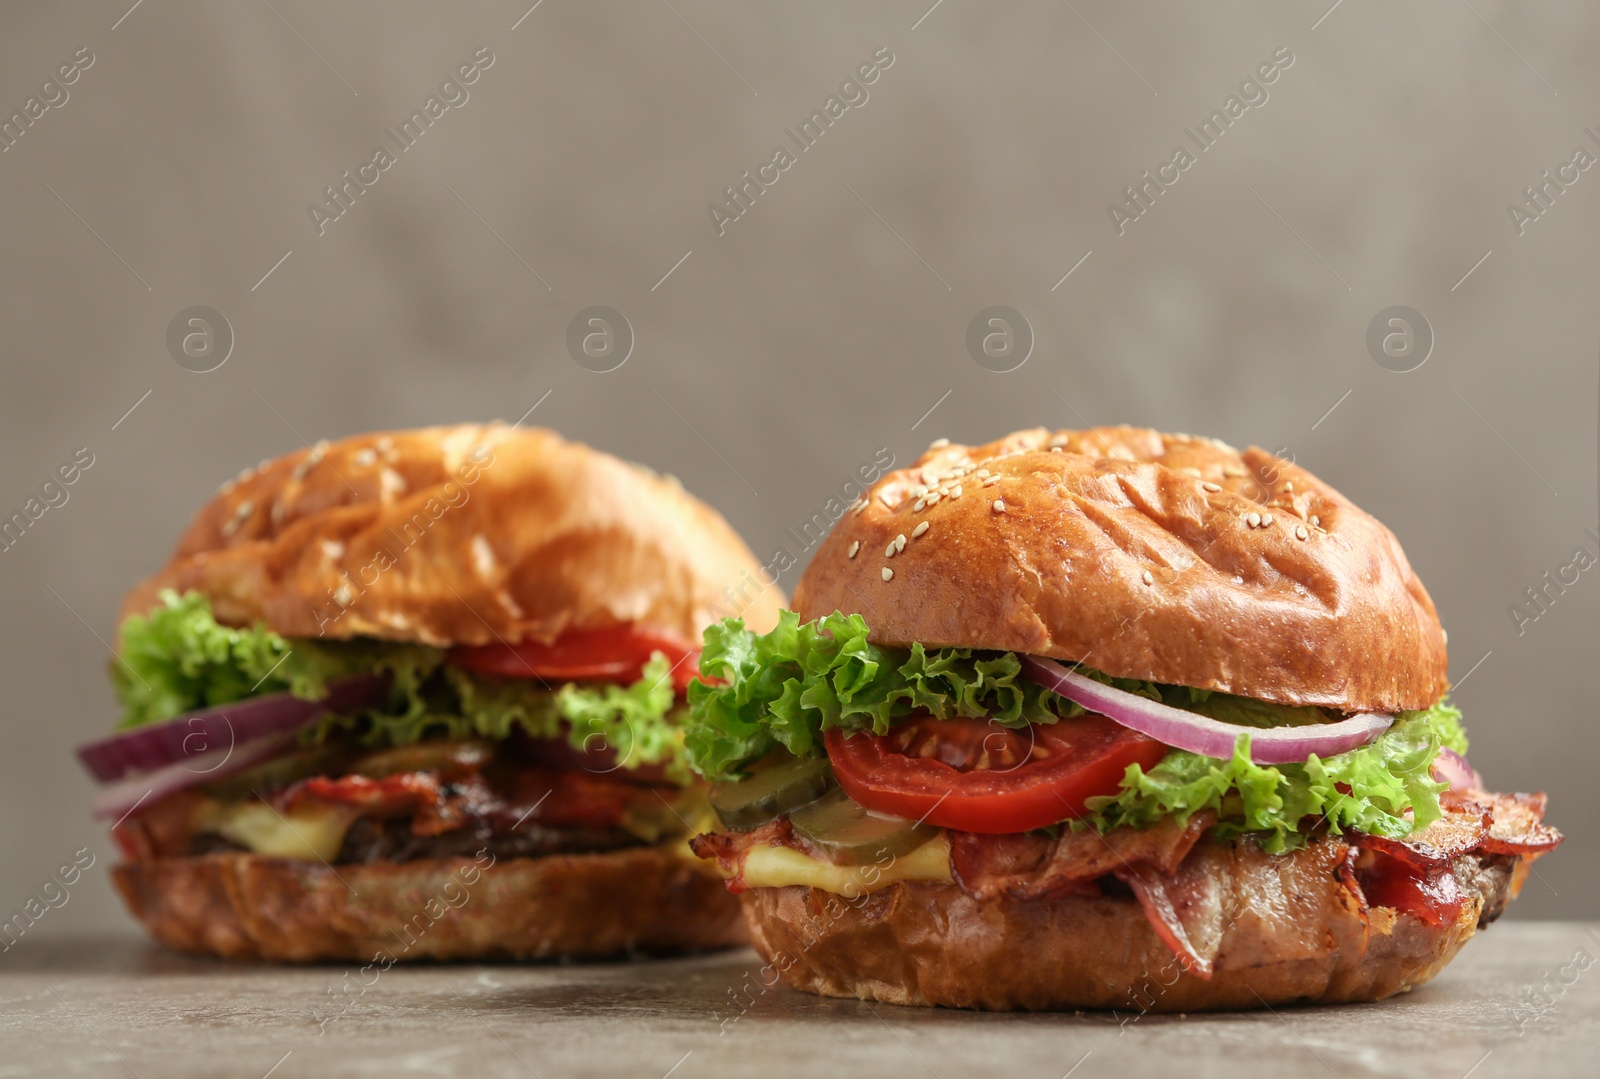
[1476,792,1563,855]
[1360,789,1563,867]
[949,812,1216,902]
[1113,849,1227,978]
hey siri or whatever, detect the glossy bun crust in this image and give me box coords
[121,424,784,645]
[113,848,745,961]
[793,426,1446,712]
[739,840,1516,1012]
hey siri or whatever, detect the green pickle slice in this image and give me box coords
[709,754,833,831]
[788,789,937,865]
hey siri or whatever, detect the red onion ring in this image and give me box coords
[77,674,389,783]
[91,731,299,821]
[1431,747,1482,792]
[1021,657,1394,765]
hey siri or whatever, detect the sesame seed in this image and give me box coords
[1233,575,1244,584]
[912,485,929,498]
[913,499,927,512]
[1294,524,1309,541]
[1245,512,1261,528]
[976,469,990,479]
[895,534,907,553]
[993,499,1006,514]
[882,567,894,582]
[912,521,929,538]
[879,492,895,507]
[1261,513,1274,527]
[926,493,942,505]
[1142,570,1154,585]
[983,475,1001,487]
[1180,467,1201,478]
[929,438,950,449]
[950,485,962,498]
[1310,515,1320,527]
[1050,446,1063,453]
[353,448,377,467]
[847,540,860,559]
[886,542,897,558]
[1201,482,1221,493]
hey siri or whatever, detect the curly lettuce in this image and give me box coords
[684,610,1468,848]
[1080,702,1466,852]
[112,590,687,779]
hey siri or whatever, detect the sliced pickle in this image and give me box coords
[349,739,495,778]
[709,754,833,831]
[788,789,938,865]
[198,744,350,800]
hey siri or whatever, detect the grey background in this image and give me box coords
[0,0,1594,946]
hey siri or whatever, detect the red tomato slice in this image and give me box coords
[823,713,1168,834]
[449,625,700,693]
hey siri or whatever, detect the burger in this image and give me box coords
[78,424,784,961]
[685,426,1562,1011]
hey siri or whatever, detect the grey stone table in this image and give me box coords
[1,924,1596,1078]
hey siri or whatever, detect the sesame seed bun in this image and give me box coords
[120,423,785,646]
[107,424,779,963]
[792,426,1446,713]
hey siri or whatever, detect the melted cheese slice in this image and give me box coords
[201,801,359,861]
[739,834,953,896]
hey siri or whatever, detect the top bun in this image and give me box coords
[792,427,1446,713]
[122,424,784,647]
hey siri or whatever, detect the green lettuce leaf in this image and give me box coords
[112,590,687,780]
[683,610,1468,847]
[685,610,1326,781]
[1079,701,1467,852]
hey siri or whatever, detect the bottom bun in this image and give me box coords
[113,847,745,962]
[738,839,1516,1012]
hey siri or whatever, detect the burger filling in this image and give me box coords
[105,590,711,866]
[684,611,1561,975]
